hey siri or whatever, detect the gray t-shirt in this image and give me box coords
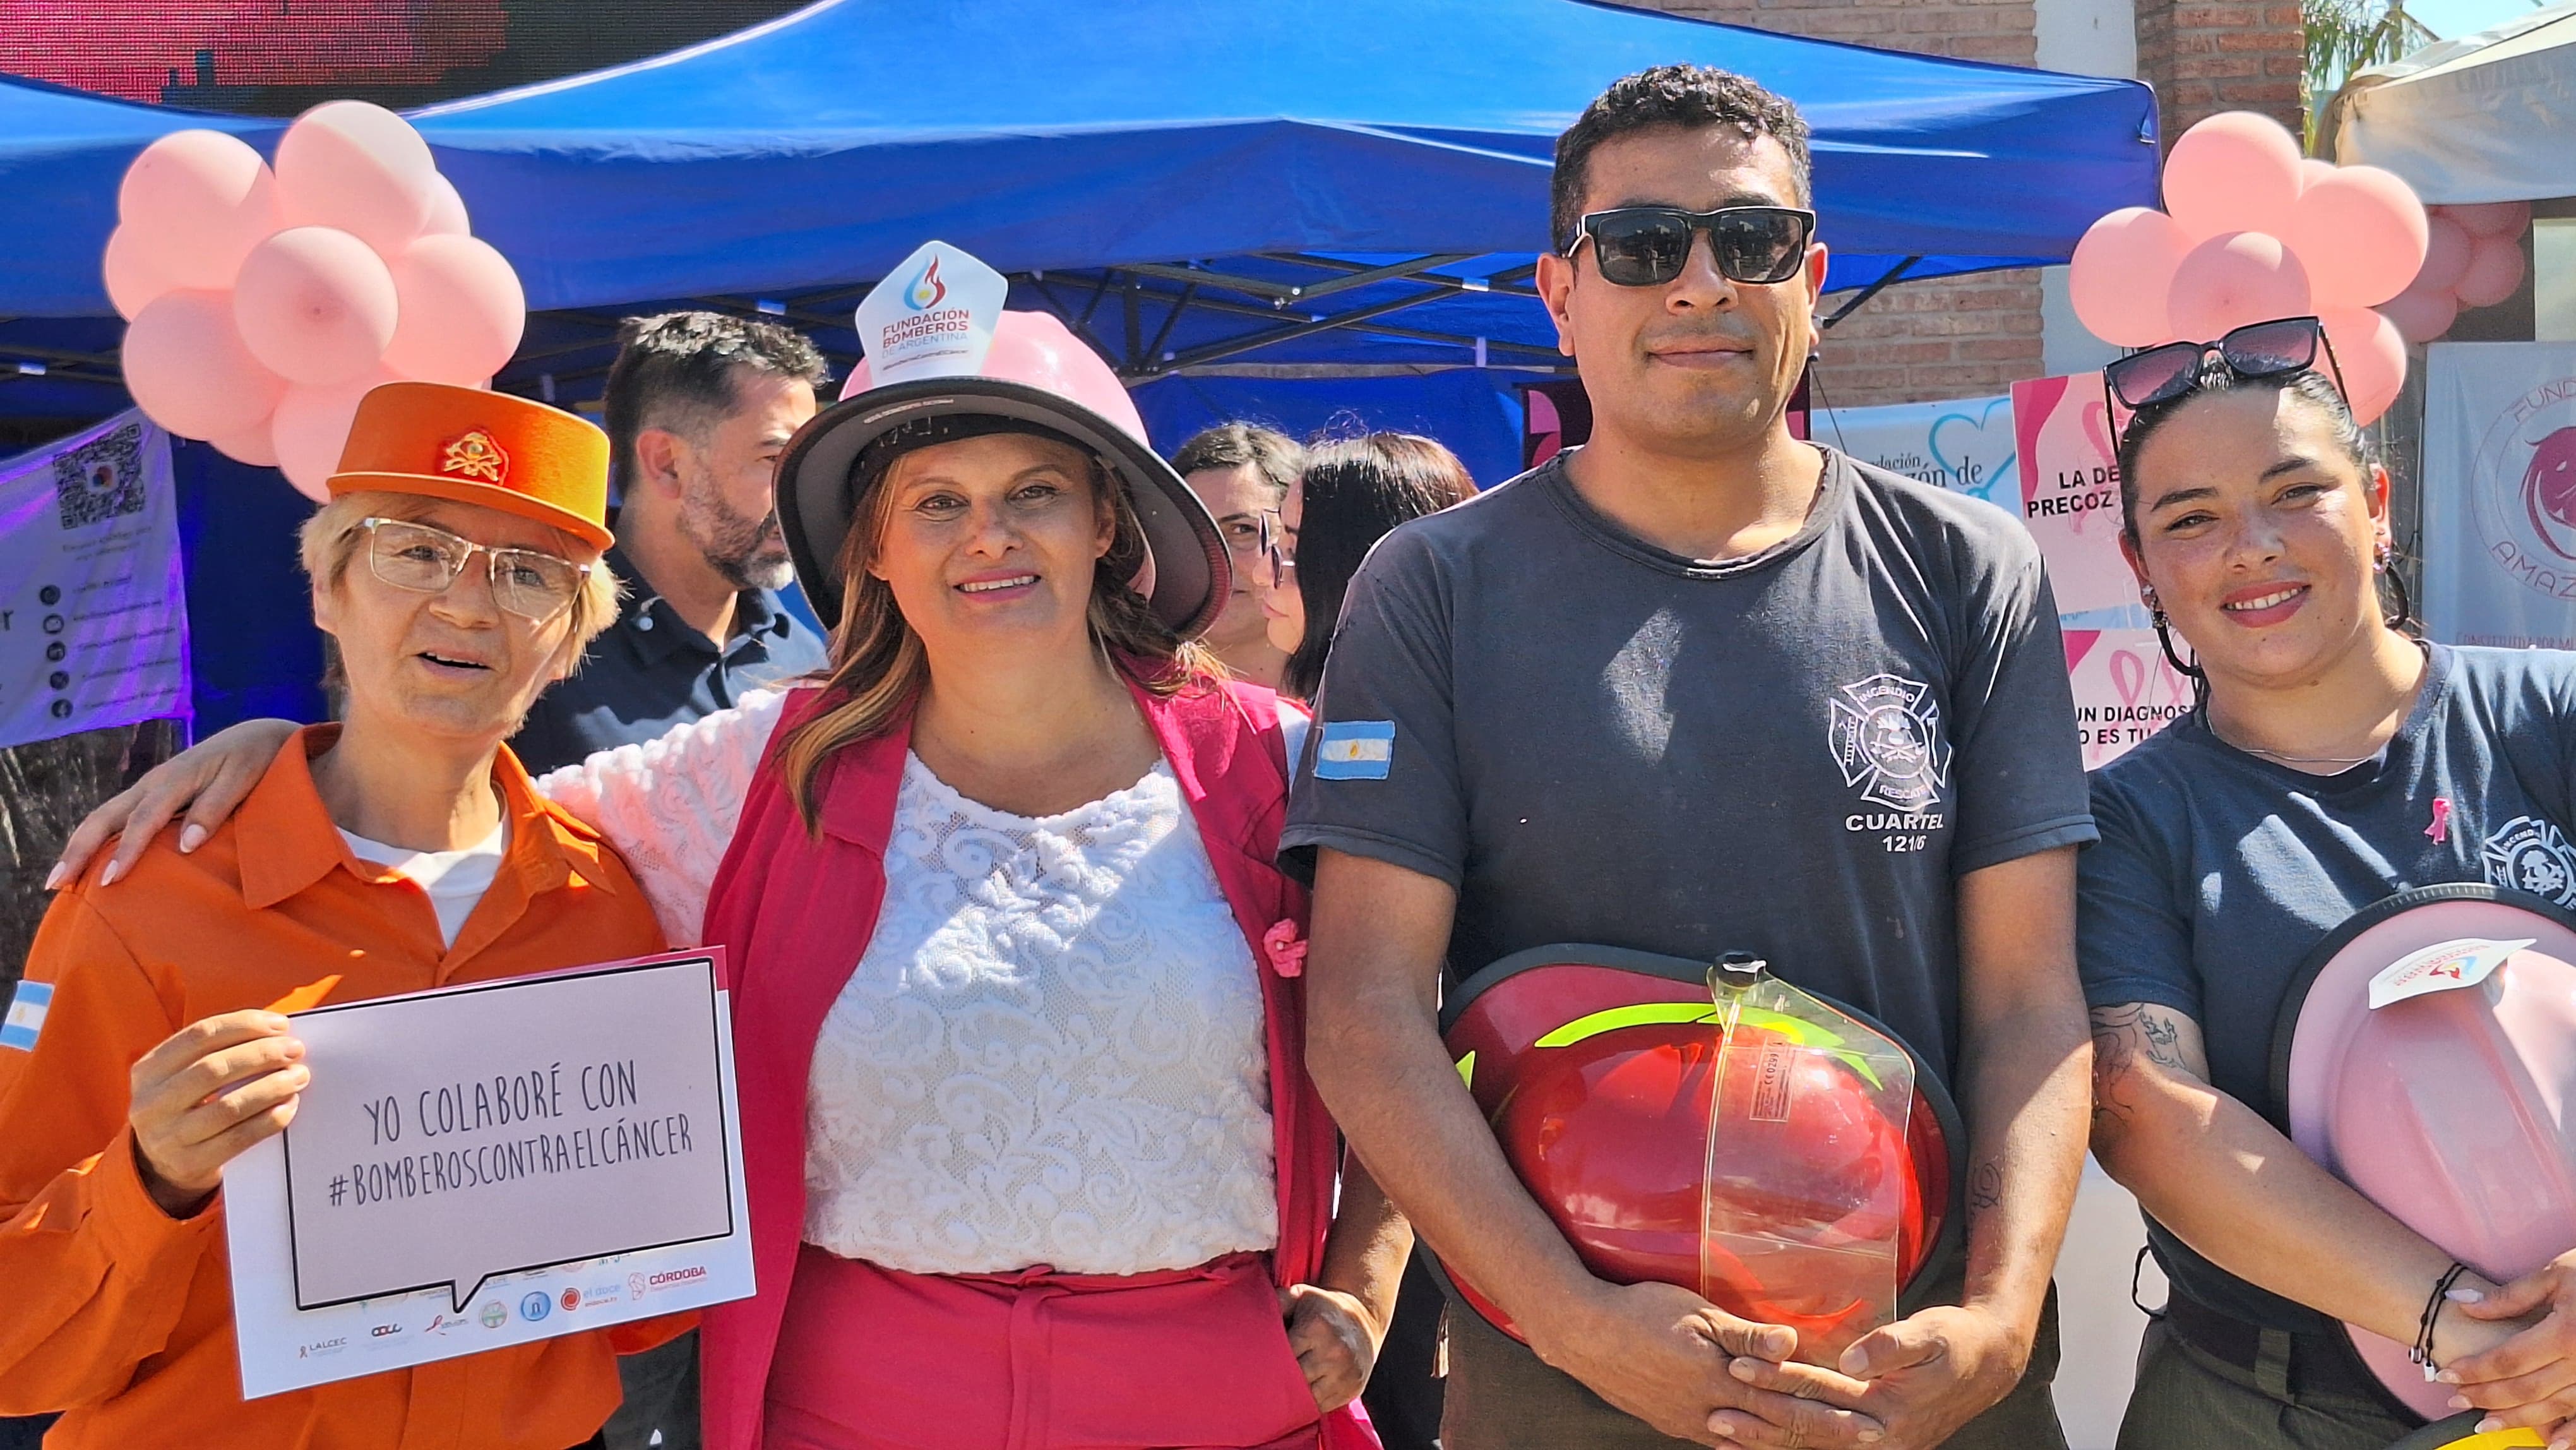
[1282,447,2096,1087]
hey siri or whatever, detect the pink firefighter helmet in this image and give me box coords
[2274,885,2576,1420]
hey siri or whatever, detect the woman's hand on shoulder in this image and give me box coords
[2443,1251,2576,1446]
[49,718,299,889]
[1280,1281,1383,1414]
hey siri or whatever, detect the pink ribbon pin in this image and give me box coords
[2426,797,2452,844]
[1262,919,1307,978]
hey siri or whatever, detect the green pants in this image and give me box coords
[1440,1286,2066,1450]
[2117,1318,2416,1450]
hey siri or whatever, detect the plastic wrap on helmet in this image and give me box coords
[1441,945,1957,1364]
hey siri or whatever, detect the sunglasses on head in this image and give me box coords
[2103,316,2348,447]
[1563,205,1818,288]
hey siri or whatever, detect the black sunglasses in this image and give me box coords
[1563,205,1818,288]
[2103,316,2347,446]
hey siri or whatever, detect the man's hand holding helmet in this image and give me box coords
[1529,1278,1888,1449]
[1714,1300,2028,1450]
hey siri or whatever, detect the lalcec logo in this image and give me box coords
[1829,674,1951,813]
[2471,376,2576,599]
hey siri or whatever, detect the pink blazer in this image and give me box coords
[695,675,1372,1450]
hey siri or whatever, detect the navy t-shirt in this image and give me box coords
[2079,642,2576,1332]
[1283,446,2097,1089]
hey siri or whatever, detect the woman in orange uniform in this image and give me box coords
[0,382,682,1449]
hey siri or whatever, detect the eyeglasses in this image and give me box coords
[2103,316,2347,447]
[1562,205,1818,288]
[358,517,592,623]
[1257,508,1296,585]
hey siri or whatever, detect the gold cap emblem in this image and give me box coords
[438,429,509,485]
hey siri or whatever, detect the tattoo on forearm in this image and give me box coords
[2086,1003,2202,1140]
[1967,1159,2002,1212]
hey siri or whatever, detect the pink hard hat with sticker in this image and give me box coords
[773,241,1224,637]
[2272,884,2576,1422]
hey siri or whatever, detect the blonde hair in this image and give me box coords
[772,434,1217,832]
[297,490,621,662]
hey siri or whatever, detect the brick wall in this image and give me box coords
[1633,0,2046,405]
[2133,0,2306,139]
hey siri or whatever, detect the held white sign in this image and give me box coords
[222,952,754,1398]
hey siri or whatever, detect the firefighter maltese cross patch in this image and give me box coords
[1828,673,1952,813]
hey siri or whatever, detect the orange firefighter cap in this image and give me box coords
[326,381,613,551]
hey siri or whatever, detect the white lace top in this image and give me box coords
[532,690,1282,1275]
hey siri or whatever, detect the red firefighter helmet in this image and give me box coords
[1436,945,1964,1365]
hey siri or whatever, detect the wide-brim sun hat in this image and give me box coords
[2272,884,2576,1421]
[328,380,614,551]
[774,242,1225,635]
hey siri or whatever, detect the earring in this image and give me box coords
[2139,583,2161,618]
[2375,541,2393,573]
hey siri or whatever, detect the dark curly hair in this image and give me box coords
[1552,64,1814,253]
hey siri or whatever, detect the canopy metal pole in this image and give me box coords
[1821,256,1920,329]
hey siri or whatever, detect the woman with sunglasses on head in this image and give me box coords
[0,383,687,1449]
[50,262,1404,1450]
[2080,317,2576,1450]
[1257,433,1474,706]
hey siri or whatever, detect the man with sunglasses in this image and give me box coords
[1289,66,2095,1449]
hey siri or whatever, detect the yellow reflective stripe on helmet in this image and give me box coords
[1534,1002,1716,1047]
[1456,1051,1476,1088]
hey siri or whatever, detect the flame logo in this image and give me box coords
[2523,425,2576,561]
[906,257,946,311]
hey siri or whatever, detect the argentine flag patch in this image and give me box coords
[1315,720,1396,780]
[2,980,51,1052]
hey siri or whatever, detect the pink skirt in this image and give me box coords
[763,1244,1325,1450]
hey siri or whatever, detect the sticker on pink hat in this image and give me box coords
[853,240,1006,386]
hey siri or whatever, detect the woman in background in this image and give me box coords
[1258,431,1472,1450]
[1264,434,1474,705]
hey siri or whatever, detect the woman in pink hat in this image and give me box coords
[60,250,1402,1450]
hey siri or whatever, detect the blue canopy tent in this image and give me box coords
[0,0,2157,728]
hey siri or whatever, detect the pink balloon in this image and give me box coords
[2163,112,2307,241]
[381,234,525,385]
[2379,285,2459,344]
[271,369,395,503]
[121,289,289,440]
[232,227,400,386]
[2455,233,2527,309]
[2416,215,2474,294]
[423,174,471,237]
[2068,207,2194,345]
[102,225,183,321]
[2298,157,2339,189]
[2448,200,2532,238]
[2319,306,2405,426]
[274,100,438,256]
[2281,165,2428,309]
[211,421,280,467]
[2165,231,2314,342]
[115,129,282,293]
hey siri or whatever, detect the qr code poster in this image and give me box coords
[0,410,190,748]
[52,423,148,530]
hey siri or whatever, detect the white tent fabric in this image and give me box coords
[2330,0,2576,203]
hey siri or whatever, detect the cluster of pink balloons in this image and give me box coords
[2380,201,2532,344]
[107,101,526,501]
[2067,111,2423,426]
